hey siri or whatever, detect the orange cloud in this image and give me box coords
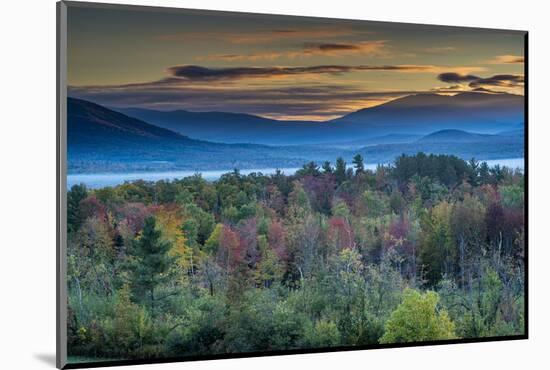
[485,55,524,64]
[422,46,456,53]
[196,40,388,61]
[157,27,371,44]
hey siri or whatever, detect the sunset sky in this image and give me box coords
[67,4,525,121]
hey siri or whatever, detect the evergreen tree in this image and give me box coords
[67,183,88,233]
[127,216,175,317]
[322,161,333,174]
[352,154,365,174]
[334,157,347,184]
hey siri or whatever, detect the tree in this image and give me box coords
[296,161,320,177]
[268,220,287,261]
[154,206,191,272]
[67,184,88,233]
[305,320,341,347]
[322,161,333,174]
[334,157,347,185]
[352,154,365,175]
[380,289,456,343]
[110,284,151,355]
[420,201,455,285]
[450,195,485,286]
[328,217,355,253]
[217,225,243,271]
[204,223,223,255]
[127,216,175,317]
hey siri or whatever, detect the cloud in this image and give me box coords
[423,46,456,53]
[485,55,525,64]
[438,72,480,83]
[196,40,388,61]
[157,27,371,45]
[68,63,495,120]
[302,40,387,56]
[437,72,524,94]
[310,43,360,51]
[68,82,422,120]
[167,64,438,81]
[468,74,524,88]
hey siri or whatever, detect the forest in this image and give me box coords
[66,153,525,361]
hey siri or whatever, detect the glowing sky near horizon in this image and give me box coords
[67,4,525,120]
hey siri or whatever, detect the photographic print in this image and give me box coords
[57,1,527,368]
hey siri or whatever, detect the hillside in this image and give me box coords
[332,92,524,136]
[67,98,339,173]
[417,129,495,143]
[113,92,524,145]
[68,98,525,174]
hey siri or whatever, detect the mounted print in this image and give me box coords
[57,1,528,368]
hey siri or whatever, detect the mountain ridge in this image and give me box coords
[105,92,524,145]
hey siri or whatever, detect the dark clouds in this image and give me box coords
[438,72,480,83]
[68,83,418,120]
[168,64,432,81]
[196,40,387,61]
[438,72,524,89]
[469,74,524,88]
[304,43,361,51]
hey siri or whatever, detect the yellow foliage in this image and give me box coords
[153,205,193,270]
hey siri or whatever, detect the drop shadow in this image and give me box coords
[34,353,57,367]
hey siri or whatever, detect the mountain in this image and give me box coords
[417,129,495,143]
[114,107,328,145]
[68,98,195,148]
[357,129,524,164]
[67,98,342,173]
[68,97,525,174]
[114,92,524,145]
[332,92,524,136]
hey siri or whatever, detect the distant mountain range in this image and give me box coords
[68,98,307,173]
[114,92,524,145]
[68,96,525,174]
[418,129,500,143]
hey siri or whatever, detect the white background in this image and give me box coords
[1,0,548,368]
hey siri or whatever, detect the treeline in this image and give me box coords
[66,153,525,361]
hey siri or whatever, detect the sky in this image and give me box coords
[66,4,525,121]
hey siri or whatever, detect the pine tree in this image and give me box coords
[127,216,175,317]
[67,183,88,233]
[322,161,333,174]
[334,157,347,184]
[352,154,365,174]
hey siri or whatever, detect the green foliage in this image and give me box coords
[305,320,341,347]
[420,201,455,285]
[363,190,389,217]
[352,154,365,174]
[500,184,524,209]
[126,216,175,316]
[380,289,456,343]
[334,157,347,184]
[66,154,524,361]
[68,184,88,233]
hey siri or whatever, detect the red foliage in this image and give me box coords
[268,220,288,261]
[218,225,244,270]
[301,175,336,213]
[265,185,285,215]
[116,202,151,234]
[485,201,524,255]
[79,195,107,221]
[384,216,413,256]
[328,217,355,251]
[238,218,260,265]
